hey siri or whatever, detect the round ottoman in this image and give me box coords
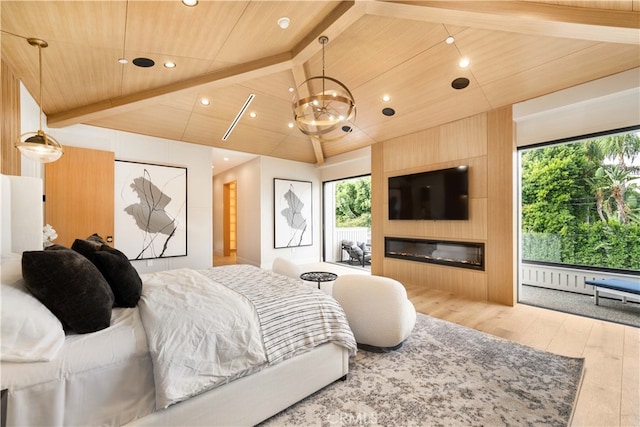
[333,274,416,351]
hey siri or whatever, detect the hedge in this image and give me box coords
[522,221,640,271]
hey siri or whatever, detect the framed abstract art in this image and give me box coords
[115,160,187,260]
[273,178,312,248]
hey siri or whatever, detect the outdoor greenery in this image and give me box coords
[521,130,640,270]
[335,176,371,228]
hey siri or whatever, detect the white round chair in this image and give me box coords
[332,274,416,351]
[271,257,302,280]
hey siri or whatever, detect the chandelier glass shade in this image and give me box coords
[292,36,355,142]
[15,38,63,163]
[16,130,63,163]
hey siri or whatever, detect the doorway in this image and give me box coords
[223,181,237,258]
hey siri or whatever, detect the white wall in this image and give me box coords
[19,84,213,273]
[259,156,321,268]
[514,68,640,146]
[318,146,371,182]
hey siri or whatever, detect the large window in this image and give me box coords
[520,127,640,272]
[322,175,371,264]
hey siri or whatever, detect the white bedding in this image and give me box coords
[139,268,267,409]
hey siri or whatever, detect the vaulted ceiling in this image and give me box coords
[2,1,639,165]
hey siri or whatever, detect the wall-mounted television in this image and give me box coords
[388,165,469,220]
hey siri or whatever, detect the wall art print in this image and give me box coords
[274,178,312,248]
[115,160,187,260]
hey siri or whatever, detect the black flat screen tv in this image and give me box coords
[388,166,469,220]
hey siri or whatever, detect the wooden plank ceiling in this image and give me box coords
[1,1,639,165]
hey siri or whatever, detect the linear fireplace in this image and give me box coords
[385,237,484,270]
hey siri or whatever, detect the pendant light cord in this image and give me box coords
[322,40,326,95]
[37,43,43,131]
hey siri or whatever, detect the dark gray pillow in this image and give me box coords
[21,249,114,334]
[92,245,142,307]
[45,244,69,251]
[86,233,108,246]
[351,244,363,256]
[71,234,105,259]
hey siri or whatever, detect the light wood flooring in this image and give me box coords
[405,283,640,427]
[213,256,639,427]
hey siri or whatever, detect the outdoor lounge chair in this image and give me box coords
[341,240,371,267]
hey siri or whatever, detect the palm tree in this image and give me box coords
[587,174,608,222]
[599,133,640,171]
[592,133,640,224]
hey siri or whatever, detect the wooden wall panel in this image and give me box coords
[374,109,515,305]
[486,106,516,305]
[384,258,488,301]
[1,59,21,176]
[385,198,487,241]
[45,146,114,247]
[370,141,385,276]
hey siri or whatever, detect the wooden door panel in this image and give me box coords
[45,146,114,247]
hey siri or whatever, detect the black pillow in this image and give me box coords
[21,249,114,334]
[45,243,69,251]
[92,245,142,307]
[71,236,103,259]
[86,233,108,246]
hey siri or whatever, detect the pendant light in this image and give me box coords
[15,38,63,163]
[292,36,356,142]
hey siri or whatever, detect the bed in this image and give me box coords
[0,174,356,426]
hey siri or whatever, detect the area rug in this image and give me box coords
[260,314,584,426]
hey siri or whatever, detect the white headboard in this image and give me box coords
[0,174,44,254]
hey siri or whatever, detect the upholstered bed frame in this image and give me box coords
[1,174,350,426]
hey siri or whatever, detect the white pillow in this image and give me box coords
[1,253,65,362]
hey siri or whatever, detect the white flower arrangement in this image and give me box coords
[43,224,58,248]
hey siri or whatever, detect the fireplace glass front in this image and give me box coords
[385,237,484,270]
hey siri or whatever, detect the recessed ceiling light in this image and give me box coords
[200,98,210,106]
[249,112,257,118]
[382,95,391,102]
[164,61,176,68]
[288,87,295,93]
[182,0,198,6]
[288,123,294,128]
[459,58,470,68]
[223,157,229,161]
[277,17,290,29]
[445,36,455,44]
[118,58,128,64]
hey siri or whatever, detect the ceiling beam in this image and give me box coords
[292,1,365,65]
[369,0,640,45]
[47,52,294,128]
